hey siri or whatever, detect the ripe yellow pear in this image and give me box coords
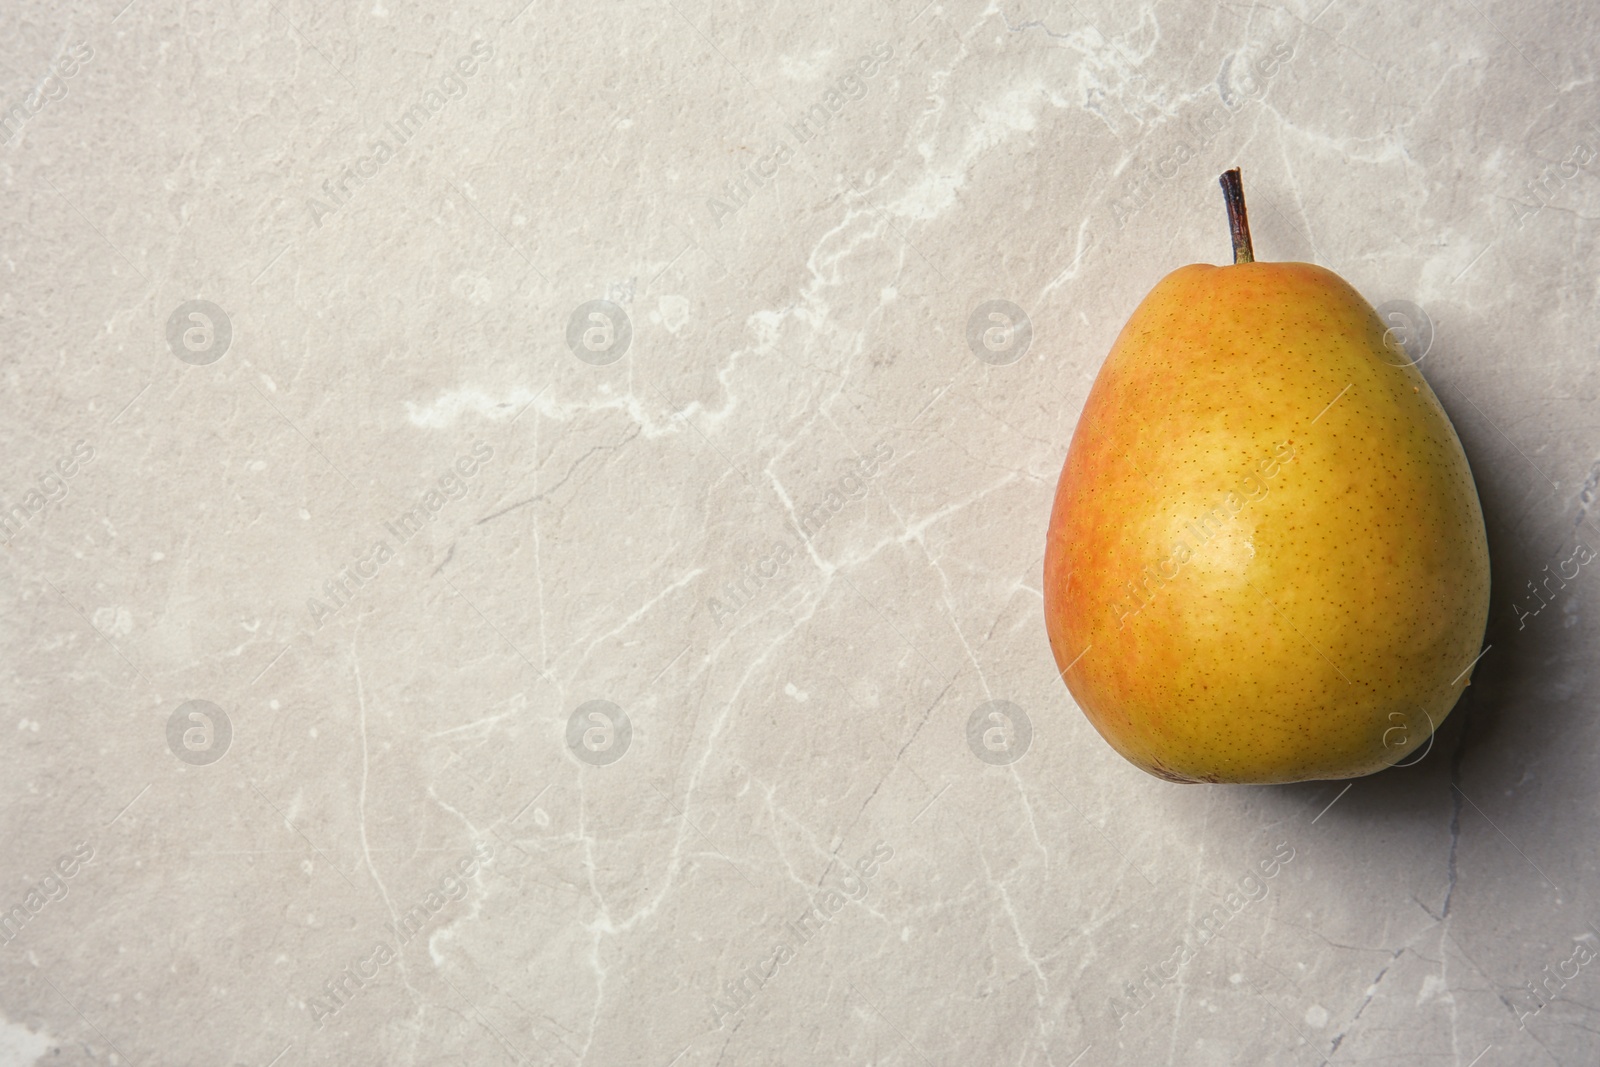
[1043,169,1490,784]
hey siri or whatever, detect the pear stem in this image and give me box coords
[1219,167,1254,264]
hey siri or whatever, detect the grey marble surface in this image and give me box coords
[2,0,1598,1064]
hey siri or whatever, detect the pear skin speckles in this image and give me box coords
[1043,261,1491,784]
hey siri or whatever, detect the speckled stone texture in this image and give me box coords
[1,0,1597,1064]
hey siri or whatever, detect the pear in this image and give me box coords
[1043,169,1490,784]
